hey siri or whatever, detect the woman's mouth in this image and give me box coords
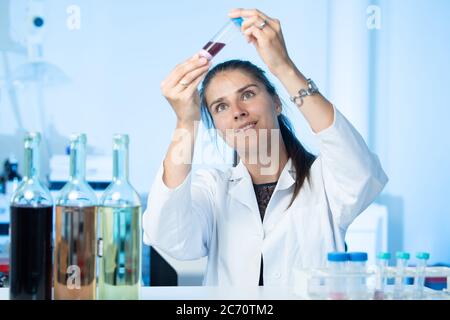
[235,121,257,133]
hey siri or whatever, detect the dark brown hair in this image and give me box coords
[199,60,316,208]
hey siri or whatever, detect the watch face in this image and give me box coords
[309,80,318,92]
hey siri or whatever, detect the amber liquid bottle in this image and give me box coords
[54,133,97,300]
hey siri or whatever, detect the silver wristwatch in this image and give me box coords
[289,78,319,107]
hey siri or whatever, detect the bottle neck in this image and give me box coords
[24,142,39,179]
[113,143,128,181]
[69,141,86,180]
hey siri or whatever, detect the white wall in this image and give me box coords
[373,0,450,264]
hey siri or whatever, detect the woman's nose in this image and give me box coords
[232,104,248,120]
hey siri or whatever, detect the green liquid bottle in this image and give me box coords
[98,134,142,300]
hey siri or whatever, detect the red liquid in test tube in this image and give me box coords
[199,17,243,60]
[202,41,226,58]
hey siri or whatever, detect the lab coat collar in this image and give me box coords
[228,158,296,226]
[228,160,259,217]
[229,158,296,190]
[277,158,296,191]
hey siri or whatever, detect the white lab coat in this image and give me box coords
[142,105,388,286]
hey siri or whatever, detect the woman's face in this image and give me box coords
[204,70,282,156]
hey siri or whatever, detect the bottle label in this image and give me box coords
[97,238,103,257]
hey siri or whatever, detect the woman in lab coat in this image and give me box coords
[143,8,388,286]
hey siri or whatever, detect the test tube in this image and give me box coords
[394,251,410,299]
[374,252,391,300]
[414,252,430,299]
[347,252,368,299]
[326,252,349,300]
[199,17,243,60]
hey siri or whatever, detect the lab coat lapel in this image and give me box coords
[263,159,296,224]
[275,158,296,192]
[228,161,260,222]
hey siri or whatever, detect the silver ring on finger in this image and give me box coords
[179,80,189,87]
[258,19,268,30]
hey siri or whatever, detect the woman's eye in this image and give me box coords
[242,91,255,100]
[215,103,227,113]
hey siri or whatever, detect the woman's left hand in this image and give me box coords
[228,8,293,76]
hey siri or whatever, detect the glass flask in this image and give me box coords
[98,134,142,300]
[9,132,53,300]
[54,133,97,300]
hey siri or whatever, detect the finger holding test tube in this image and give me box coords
[160,54,210,123]
[228,8,294,78]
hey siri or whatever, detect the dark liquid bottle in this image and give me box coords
[9,132,53,300]
[54,133,98,300]
[199,17,243,60]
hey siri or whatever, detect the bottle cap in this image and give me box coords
[396,251,410,260]
[327,252,349,262]
[416,252,430,260]
[231,17,243,27]
[377,252,391,260]
[349,252,368,262]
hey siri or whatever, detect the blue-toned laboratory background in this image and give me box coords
[0,0,449,265]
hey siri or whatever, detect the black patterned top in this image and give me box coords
[253,181,278,222]
[253,181,277,286]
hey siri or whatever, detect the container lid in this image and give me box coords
[376,252,391,260]
[231,17,243,27]
[349,252,368,261]
[416,252,430,260]
[396,251,410,260]
[327,252,349,262]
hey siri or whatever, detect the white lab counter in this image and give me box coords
[0,286,303,300]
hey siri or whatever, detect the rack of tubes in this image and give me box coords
[293,266,450,300]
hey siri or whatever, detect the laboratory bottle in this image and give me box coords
[54,133,98,300]
[393,251,410,299]
[326,252,349,300]
[347,252,368,299]
[374,252,390,300]
[98,134,142,300]
[414,252,429,299]
[9,132,53,300]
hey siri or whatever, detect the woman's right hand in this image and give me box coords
[160,54,210,124]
